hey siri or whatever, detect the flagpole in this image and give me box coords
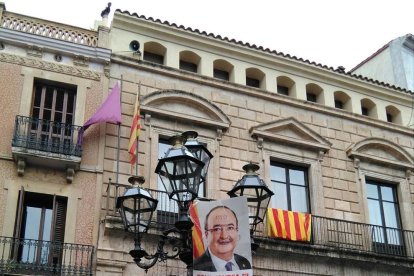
[115,77,122,211]
[135,82,141,176]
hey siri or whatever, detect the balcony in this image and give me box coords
[1,11,99,47]
[0,236,94,275]
[11,115,83,182]
[105,186,414,262]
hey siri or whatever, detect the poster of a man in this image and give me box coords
[192,197,253,276]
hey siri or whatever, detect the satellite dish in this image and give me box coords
[129,40,140,53]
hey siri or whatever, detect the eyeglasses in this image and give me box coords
[206,225,238,234]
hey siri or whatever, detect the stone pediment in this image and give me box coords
[250,117,331,152]
[140,90,231,130]
[347,138,414,170]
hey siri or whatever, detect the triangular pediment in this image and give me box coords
[140,90,231,130]
[347,138,414,169]
[250,117,331,152]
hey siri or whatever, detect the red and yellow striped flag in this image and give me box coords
[189,202,205,259]
[128,91,141,165]
[266,208,312,241]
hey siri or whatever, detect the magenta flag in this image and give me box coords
[83,82,122,129]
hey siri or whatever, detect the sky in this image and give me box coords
[5,0,413,71]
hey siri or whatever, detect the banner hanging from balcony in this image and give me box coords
[266,208,311,242]
[83,82,122,130]
[191,197,253,276]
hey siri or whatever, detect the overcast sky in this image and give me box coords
[5,0,413,71]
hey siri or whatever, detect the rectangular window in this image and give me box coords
[366,180,404,255]
[213,68,229,81]
[246,77,260,88]
[306,93,317,103]
[270,162,309,213]
[14,190,67,265]
[143,51,164,65]
[277,85,289,95]
[31,80,77,152]
[179,60,197,73]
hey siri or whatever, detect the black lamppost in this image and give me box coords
[228,163,274,251]
[117,133,273,272]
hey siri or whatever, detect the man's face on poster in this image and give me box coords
[205,207,238,261]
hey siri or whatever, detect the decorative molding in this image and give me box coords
[141,90,231,131]
[74,55,90,67]
[0,52,101,80]
[103,61,110,78]
[347,137,414,170]
[257,137,263,149]
[250,117,331,153]
[216,129,223,141]
[66,167,75,183]
[17,158,26,176]
[27,44,42,58]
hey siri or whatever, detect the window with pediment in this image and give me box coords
[250,117,331,215]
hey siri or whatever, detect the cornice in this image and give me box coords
[0,52,101,80]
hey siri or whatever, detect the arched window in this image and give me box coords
[276,76,295,96]
[245,67,265,89]
[213,59,233,81]
[306,83,323,103]
[385,105,402,124]
[179,50,200,73]
[360,98,377,118]
[143,42,166,65]
[333,91,351,111]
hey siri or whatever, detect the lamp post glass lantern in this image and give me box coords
[155,135,205,207]
[116,176,158,262]
[228,163,274,232]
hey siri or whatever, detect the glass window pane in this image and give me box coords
[380,186,394,202]
[383,202,398,228]
[290,185,308,212]
[270,165,285,183]
[289,169,305,186]
[272,183,287,210]
[366,184,378,199]
[367,199,383,226]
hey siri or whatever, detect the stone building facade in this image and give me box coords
[0,3,413,276]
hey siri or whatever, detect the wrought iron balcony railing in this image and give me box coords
[0,236,94,275]
[106,185,414,260]
[12,115,83,157]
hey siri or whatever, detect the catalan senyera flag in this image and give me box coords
[128,91,141,165]
[267,208,311,241]
[189,202,205,259]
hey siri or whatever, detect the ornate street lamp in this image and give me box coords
[182,131,213,185]
[116,176,158,266]
[228,163,274,250]
[155,134,205,230]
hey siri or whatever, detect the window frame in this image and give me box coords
[270,162,310,213]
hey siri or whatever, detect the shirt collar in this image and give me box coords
[208,248,239,271]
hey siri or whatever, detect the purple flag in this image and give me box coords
[83,82,122,129]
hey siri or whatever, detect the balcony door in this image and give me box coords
[366,180,405,255]
[14,190,67,265]
[30,80,76,153]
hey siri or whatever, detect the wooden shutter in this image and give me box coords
[50,196,67,265]
[13,187,25,239]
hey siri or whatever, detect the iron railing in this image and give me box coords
[311,215,414,258]
[107,186,414,259]
[12,115,83,157]
[0,236,94,275]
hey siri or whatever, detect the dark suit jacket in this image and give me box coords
[193,249,251,271]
